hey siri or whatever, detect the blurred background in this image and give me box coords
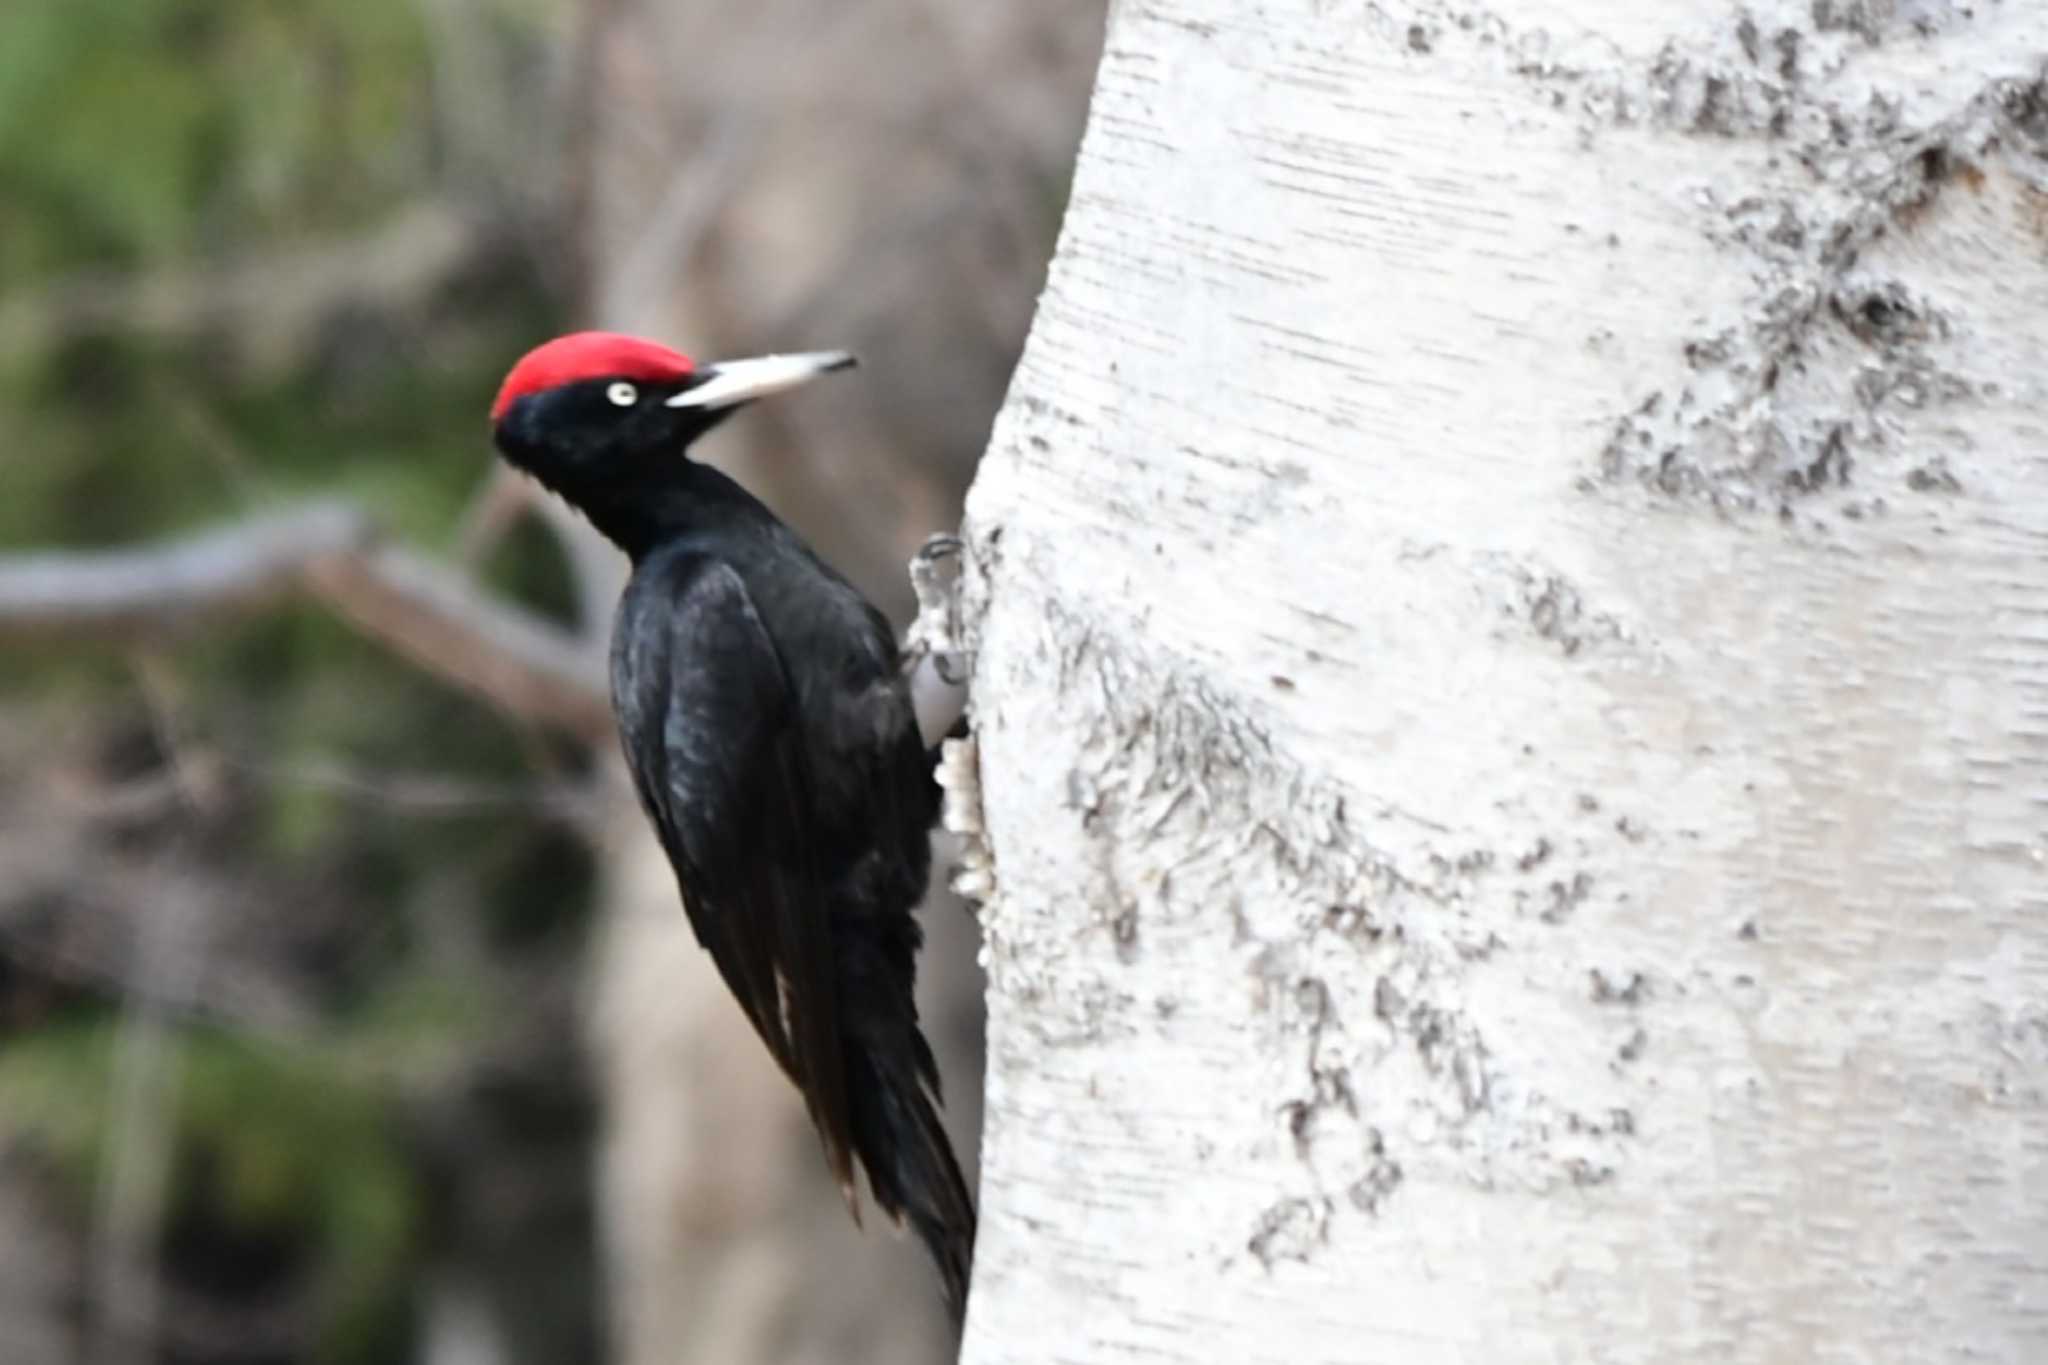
[0,3,1102,1363]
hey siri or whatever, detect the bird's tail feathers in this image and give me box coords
[846,1029,977,1320]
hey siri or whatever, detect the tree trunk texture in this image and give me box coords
[959,3,2048,1361]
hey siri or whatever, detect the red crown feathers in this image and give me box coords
[490,332,696,423]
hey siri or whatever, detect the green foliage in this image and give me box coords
[1,1,591,1359]
[0,0,538,549]
[0,0,428,271]
[0,1010,447,1364]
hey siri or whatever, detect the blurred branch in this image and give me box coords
[0,503,615,742]
[563,0,626,313]
[602,118,756,331]
[451,465,546,569]
[307,543,612,738]
[228,755,600,827]
[0,502,374,638]
[86,664,209,1365]
[0,201,480,363]
[84,885,185,1365]
[0,866,312,1036]
[27,752,593,830]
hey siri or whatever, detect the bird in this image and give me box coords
[489,331,975,1315]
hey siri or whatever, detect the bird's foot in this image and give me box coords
[903,532,971,746]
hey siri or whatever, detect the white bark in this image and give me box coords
[960,3,2048,1361]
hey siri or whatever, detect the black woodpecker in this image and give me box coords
[489,331,975,1315]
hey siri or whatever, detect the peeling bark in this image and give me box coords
[959,3,2048,1359]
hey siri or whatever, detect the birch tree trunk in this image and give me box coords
[959,3,2048,1360]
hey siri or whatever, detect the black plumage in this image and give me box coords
[490,333,975,1314]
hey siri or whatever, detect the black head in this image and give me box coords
[489,331,854,506]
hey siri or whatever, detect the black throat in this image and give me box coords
[494,393,766,561]
[553,458,772,562]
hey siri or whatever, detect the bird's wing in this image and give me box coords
[610,554,856,1196]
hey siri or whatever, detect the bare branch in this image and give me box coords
[86,666,211,1365]
[307,544,613,741]
[0,504,614,742]
[0,502,374,638]
[0,201,479,366]
[0,865,313,1036]
[450,465,547,569]
[602,117,756,331]
[227,755,600,826]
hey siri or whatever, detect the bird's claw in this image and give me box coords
[914,533,963,566]
[909,535,965,619]
[904,531,971,747]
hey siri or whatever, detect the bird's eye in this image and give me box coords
[606,381,639,407]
